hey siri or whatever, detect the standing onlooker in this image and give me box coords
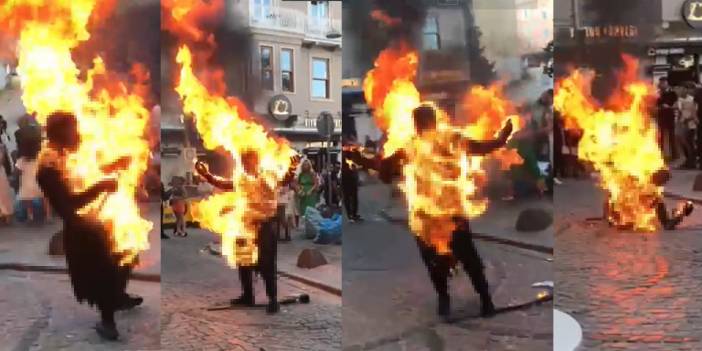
[676,82,697,169]
[160,182,170,239]
[297,159,319,217]
[342,135,362,221]
[657,77,678,160]
[15,154,42,223]
[169,178,188,237]
[0,124,13,224]
[277,182,294,241]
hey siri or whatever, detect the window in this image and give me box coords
[281,48,294,92]
[260,46,273,90]
[309,1,329,20]
[542,10,548,20]
[312,58,329,99]
[423,16,440,50]
[252,0,272,21]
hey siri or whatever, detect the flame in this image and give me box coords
[169,1,295,267]
[554,56,664,231]
[370,9,402,27]
[363,43,522,253]
[0,0,153,264]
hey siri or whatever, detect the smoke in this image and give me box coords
[74,0,161,105]
[343,0,427,78]
[582,0,647,24]
[161,2,258,107]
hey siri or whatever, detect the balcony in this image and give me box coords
[249,7,341,46]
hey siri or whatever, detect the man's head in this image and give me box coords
[413,104,437,135]
[46,112,80,152]
[658,77,669,91]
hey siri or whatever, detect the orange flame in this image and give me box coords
[370,9,402,27]
[169,1,295,267]
[363,43,522,253]
[554,56,664,231]
[0,0,153,264]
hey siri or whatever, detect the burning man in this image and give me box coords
[346,105,514,317]
[37,112,143,340]
[604,169,693,230]
[194,153,299,314]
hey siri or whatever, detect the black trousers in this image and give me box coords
[342,180,359,218]
[685,129,696,167]
[659,121,677,159]
[239,218,277,301]
[415,223,490,299]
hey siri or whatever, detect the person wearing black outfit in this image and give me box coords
[341,136,361,221]
[345,105,514,317]
[657,78,678,160]
[36,112,142,341]
[194,154,299,314]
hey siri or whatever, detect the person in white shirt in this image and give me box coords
[676,82,698,169]
[15,155,43,222]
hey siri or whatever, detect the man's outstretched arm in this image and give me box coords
[460,119,513,156]
[195,161,234,191]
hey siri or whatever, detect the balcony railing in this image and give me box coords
[249,7,341,42]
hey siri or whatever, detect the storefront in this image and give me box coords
[648,0,702,85]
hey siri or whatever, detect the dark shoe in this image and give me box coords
[230,295,255,306]
[480,295,496,318]
[266,300,280,314]
[95,321,119,341]
[161,233,170,239]
[353,215,364,221]
[117,294,144,310]
[437,295,450,316]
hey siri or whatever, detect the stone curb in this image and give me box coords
[0,263,161,282]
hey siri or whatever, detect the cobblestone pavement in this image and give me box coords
[556,180,702,350]
[343,184,553,350]
[0,270,160,351]
[161,229,342,351]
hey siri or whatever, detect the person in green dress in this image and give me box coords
[297,159,319,217]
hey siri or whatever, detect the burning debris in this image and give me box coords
[0,0,153,264]
[554,55,693,231]
[164,0,297,267]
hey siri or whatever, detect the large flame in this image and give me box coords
[363,43,522,253]
[168,1,295,267]
[554,56,664,231]
[0,0,153,265]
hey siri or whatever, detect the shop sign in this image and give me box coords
[683,0,702,30]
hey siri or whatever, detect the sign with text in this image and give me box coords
[683,0,702,29]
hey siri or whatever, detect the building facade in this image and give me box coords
[162,0,342,182]
[649,0,702,85]
[238,0,342,149]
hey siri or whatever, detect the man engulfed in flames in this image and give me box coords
[554,56,693,231]
[0,0,153,340]
[346,42,521,317]
[164,0,300,313]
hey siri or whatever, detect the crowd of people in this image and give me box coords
[655,78,702,169]
[162,155,344,242]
